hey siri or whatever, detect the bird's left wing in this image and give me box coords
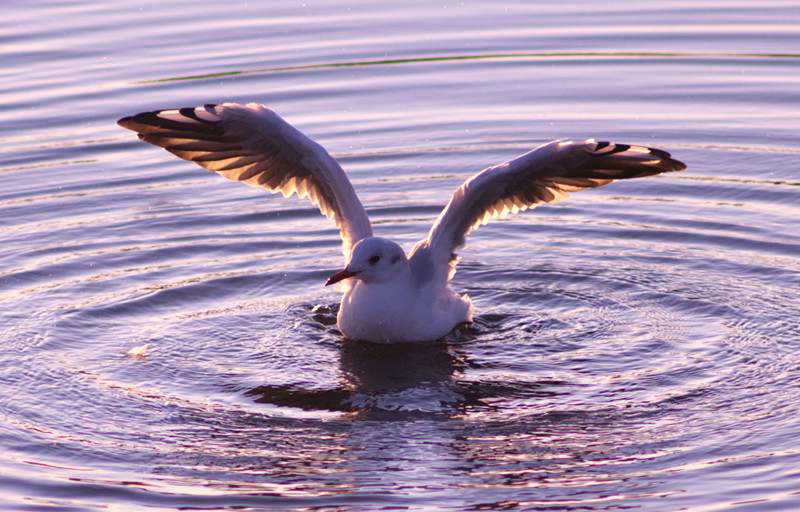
[118,102,373,259]
[415,139,686,276]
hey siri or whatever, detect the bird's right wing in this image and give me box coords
[118,102,373,259]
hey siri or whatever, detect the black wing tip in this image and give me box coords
[117,110,167,130]
[593,141,687,173]
[117,114,135,129]
[648,147,687,172]
[117,106,227,137]
[177,104,222,120]
[179,106,199,119]
[594,141,631,156]
[117,104,222,128]
[671,158,688,172]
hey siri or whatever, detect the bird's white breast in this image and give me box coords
[337,278,472,343]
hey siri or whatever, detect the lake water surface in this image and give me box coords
[2,1,800,511]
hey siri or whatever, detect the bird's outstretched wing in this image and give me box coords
[415,139,686,275]
[118,102,373,259]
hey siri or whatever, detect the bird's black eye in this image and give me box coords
[368,255,381,265]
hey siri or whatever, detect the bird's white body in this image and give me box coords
[118,102,685,343]
[332,237,473,343]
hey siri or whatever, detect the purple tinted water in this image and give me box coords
[1,1,799,510]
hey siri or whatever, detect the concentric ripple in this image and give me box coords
[2,1,800,505]
[2,143,798,508]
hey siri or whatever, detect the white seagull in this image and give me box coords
[118,103,685,343]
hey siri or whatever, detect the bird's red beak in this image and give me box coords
[325,267,359,286]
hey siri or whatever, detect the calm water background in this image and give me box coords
[2,1,800,511]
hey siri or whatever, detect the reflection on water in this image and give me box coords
[249,320,571,418]
[249,335,469,414]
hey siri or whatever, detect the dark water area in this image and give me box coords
[1,1,799,510]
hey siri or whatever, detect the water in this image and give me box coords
[2,1,799,510]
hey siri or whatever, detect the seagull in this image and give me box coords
[118,103,686,343]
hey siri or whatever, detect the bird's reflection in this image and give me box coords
[338,337,461,392]
[248,326,474,415]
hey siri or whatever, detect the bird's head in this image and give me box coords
[326,237,408,286]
